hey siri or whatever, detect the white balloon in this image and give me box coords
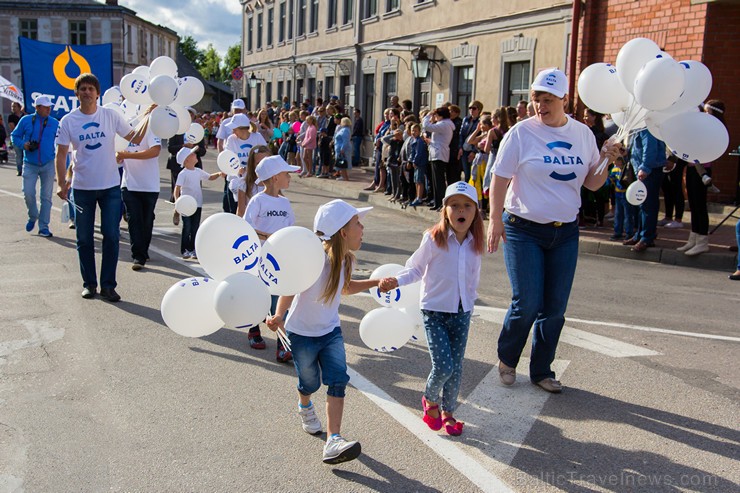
[399,307,425,343]
[195,213,262,280]
[577,63,631,114]
[121,99,140,120]
[666,61,712,114]
[148,74,179,106]
[175,76,205,106]
[171,104,191,135]
[217,150,242,176]
[645,105,699,140]
[258,226,326,296]
[626,180,647,206]
[132,65,150,77]
[103,102,124,118]
[149,55,178,78]
[186,123,205,144]
[615,38,661,94]
[102,86,123,106]
[634,56,685,111]
[175,195,197,217]
[359,308,415,352]
[214,272,271,330]
[160,277,224,337]
[368,263,421,310]
[661,112,729,164]
[149,105,180,139]
[119,73,151,105]
[114,135,130,152]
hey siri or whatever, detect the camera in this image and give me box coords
[27,140,39,152]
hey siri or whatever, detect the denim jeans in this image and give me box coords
[72,186,122,290]
[121,188,158,263]
[736,219,740,270]
[613,193,634,238]
[22,159,55,231]
[181,207,202,253]
[15,147,23,175]
[499,211,579,382]
[422,305,471,412]
[288,327,349,398]
[634,170,663,243]
[352,136,363,167]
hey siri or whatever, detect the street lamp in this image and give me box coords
[248,72,259,89]
[411,47,444,79]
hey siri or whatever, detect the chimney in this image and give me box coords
[106,0,118,5]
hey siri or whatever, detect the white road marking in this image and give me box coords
[560,327,660,357]
[0,320,65,364]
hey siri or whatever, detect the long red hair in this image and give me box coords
[428,200,485,255]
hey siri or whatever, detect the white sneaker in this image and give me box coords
[322,434,361,464]
[298,402,322,435]
[665,221,684,229]
[182,250,191,259]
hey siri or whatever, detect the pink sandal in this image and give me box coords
[421,396,443,431]
[443,417,464,436]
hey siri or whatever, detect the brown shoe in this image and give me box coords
[173,211,180,226]
[631,241,653,252]
[535,378,562,393]
[498,361,516,386]
[622,237,639,246]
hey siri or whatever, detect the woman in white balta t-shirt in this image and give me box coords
[116,128,161,270]
[487,69,621,394]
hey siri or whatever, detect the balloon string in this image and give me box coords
[267,310,292,352]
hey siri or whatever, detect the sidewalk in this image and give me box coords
[296,166,739,272]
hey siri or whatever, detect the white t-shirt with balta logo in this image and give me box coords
[121,129,161,192]
[57,106,132,190]
[492,116,600,224]
[244,191,295,235]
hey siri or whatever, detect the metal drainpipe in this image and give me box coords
[568,0,582,115]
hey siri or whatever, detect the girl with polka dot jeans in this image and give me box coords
[380,182,484,436]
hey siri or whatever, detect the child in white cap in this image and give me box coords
[244,154,300,361]
[174,147,223,259]
[267,199,379,465]
[379,181,485,437]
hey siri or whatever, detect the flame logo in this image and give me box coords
[53,46,91,90]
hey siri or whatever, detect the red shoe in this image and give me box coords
[248,329,266,350]
[276,348,293,363]
[443,417,464,436]
[421,396,442,431]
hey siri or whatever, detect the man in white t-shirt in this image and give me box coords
[116,128,161,271]
[55,73,134,302]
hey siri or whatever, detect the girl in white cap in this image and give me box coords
[266,199,379,464]
[379,181,485,436]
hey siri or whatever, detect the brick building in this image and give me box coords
[575,0,740,203]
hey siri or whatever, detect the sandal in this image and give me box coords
[421,396,442,431]
[443,417,464,436]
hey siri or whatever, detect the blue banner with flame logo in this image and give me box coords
[19,37,112,119]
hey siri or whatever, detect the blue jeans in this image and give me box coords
[72,186,122,290]
[121,188,158,263]
[613,193,634,237]
[288,327,350,398]
[422,305,471,412]
[736,219,740,270]
[181,207,202,253]
[15,147,23,175]
[22,159,55,231]
[499,211,579,382]
[352,136,363,167]
[634,170,663,243]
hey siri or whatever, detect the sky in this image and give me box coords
[114,0,242,58]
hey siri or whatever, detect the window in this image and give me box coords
[343,0,353,24]
[454,66,474,110]
[279,1,286,42]
[298,0,306,36]
[266,82,273,103]
[382,72,397,107]
[307,78,316,103]
[20,19,37,40]
[363,73,375,135]
[288,0,294,39]
[69,21,87,45]
[267,8,274,45]
[386,0,399,11]
[126,25,133,54]
[505,61,530,106]
[286,80,292,101]
[339,74,350,105]
[256,82,262,110]
[277,81,284,100]
[327,0,337,28]
[257,12,263,49]
[296,78,304,101]
[364,0,377,19]
[310,0,319,32]
[324,76,334,100]
[247,16,253,51]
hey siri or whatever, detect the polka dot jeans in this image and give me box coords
[421,305,471,413]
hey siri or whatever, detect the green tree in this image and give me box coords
[179,35,204,69]
[221,43,242,80]
[200,43,222,80]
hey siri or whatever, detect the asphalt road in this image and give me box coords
[0,150,738,493]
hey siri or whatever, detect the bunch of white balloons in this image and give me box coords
[578,37,728,173]
[103,55,206,144]
[358,264,424,352]
[160,215,326,338]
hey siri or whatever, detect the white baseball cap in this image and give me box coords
[314,199,372,241]
[443,181,478,205]
[34,95,52,107]
[531,68,568,98]
[254,155,300,184]
[231,99,246,110]
[224,113,252,130]
[176,146,198,166]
